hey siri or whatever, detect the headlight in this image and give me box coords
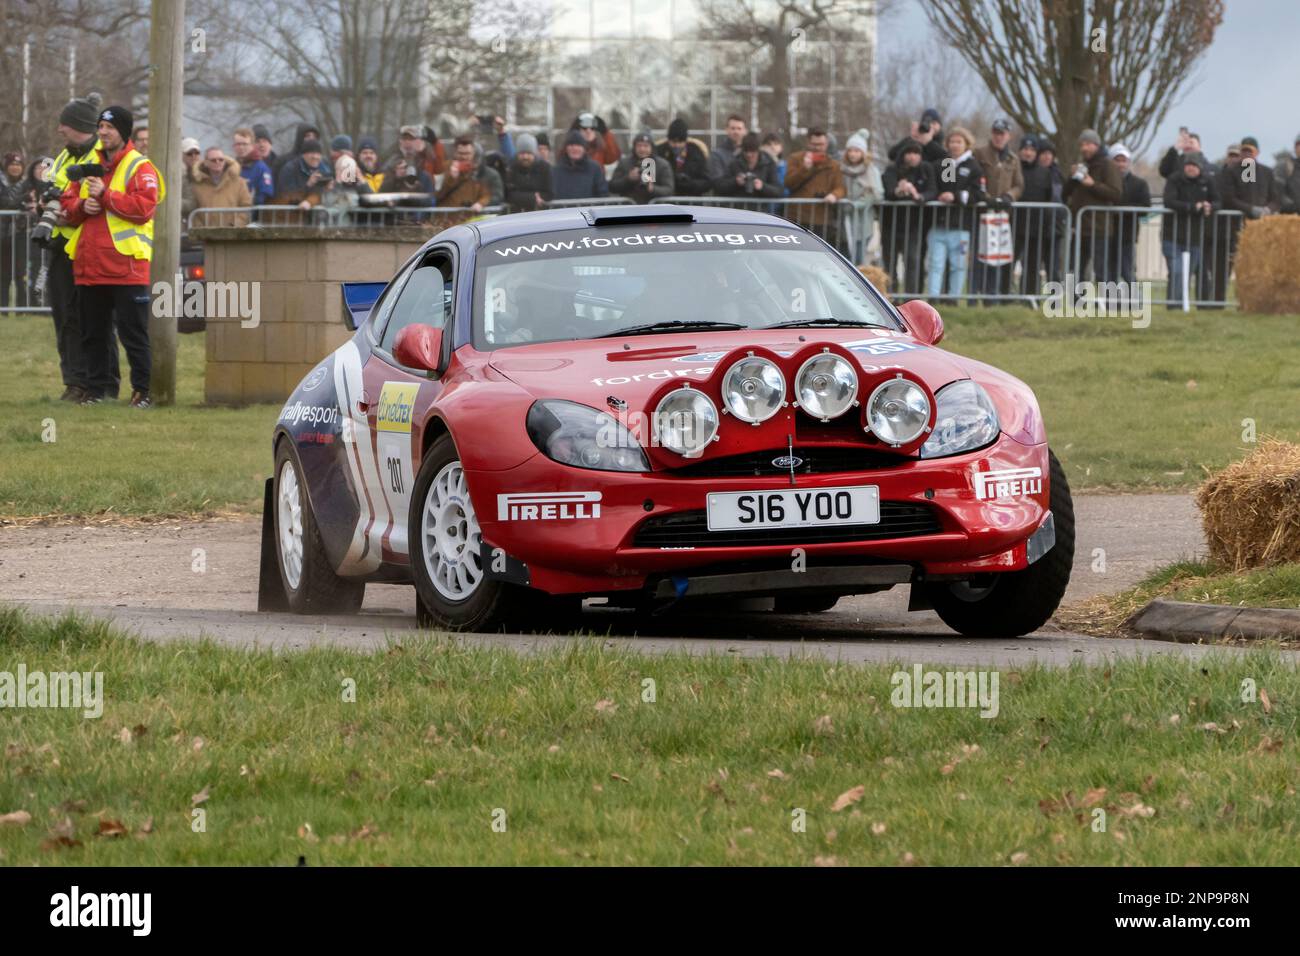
[865,377,930,447]
[526,400,649,472]
[919,380,1000,458]
[722,355,785,423]
[653,385,719,456]
[796,351,858,421]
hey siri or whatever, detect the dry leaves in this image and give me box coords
[812,714,835,736]
[191,785,211,806]
[830,785,865,812]
[97,819,128,838]
[766,769,787,780]
[594,699,617,715]
[0,810,32,827]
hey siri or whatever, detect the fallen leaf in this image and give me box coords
[1038,736,1051,751]
[1116,802,1156,819]
[191,736,205,752]
[1010,851,1029,865]
[899,852,917,865]
[191,785,211,806]
[297,822,319,843]
[1198,722,1225,733]
[831,785,865,812]
[132,724,148,738]
[1255,735,1283,754]
[594,699,617,714]
[40,836,81,851]
[97,819,128,838]
[116,726,134,744]
[0,810,32,827]
[940,762,957,775]
[138,817,154,835]
[610,772,630,783]
[1168,714,1181,725]
[1260,688,1272,714]
[766,769,787,780]
[547,744,561,753]
[1140,775,1156,793]
[1081,787,1108,808]
[871,822,887,835]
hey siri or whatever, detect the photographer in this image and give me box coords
[61,105,162,408]
[1,151,29,311]
[39,93,104,403]
[1062,129,1122,282]
[713,132,780,199]
[888,109,946,165]
[611,131,674,204]
[435,136,492,224]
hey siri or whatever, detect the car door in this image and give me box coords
[360,246,455,561]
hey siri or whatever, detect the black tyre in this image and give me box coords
[774,594,840,613]
[924,449,1075,637]
[273,441,365,614]
[409,435,580,632]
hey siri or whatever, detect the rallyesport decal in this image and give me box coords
[973,467,1043,501]
[374,382,420,554]
[497,492,602,521]
[279,402,339,427]
[491,231,805,258]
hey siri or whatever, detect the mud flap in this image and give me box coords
[907,582,934,612]
[257,477,289,612]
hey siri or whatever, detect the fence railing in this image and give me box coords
[186,203,506,231]
[0,211,51,313]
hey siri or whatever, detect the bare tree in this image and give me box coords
[923,0,1223,158]
[696,0,890,138]
[214,0,551,145]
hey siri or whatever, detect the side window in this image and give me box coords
[380,252,453,353]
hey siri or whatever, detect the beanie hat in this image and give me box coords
[252,124,272,142]
[845,132,869,155]
[300,138,324,156]
[357,137,378,153]
[921,108,941,126]
[330,134,353,152]
[667,118,689,141]
[1182,151,1206,171]
[1079,128,1102,146]
[564,128,586,148]
[1018,135,1038,151]
[60,92,103,134]
[98,105,133,143]
[898,138,923,159]
[632,130,653,146]
[515,133,538,155]
[1037,138,1057,155]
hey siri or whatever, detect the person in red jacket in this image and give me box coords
[60,105,161,407]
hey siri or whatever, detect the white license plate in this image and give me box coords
[706,486,880,531]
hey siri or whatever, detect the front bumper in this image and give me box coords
[469,433,1051,595]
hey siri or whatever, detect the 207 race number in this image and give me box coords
[706,485,880,531]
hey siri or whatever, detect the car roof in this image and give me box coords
[467,203,800,245]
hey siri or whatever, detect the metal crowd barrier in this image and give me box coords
[1073,205,1243,309]
[0,210,51,314]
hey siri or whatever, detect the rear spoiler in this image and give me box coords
[340,281,387,330]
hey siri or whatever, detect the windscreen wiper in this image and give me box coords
[596,320,747,338]
[764,317,879,329]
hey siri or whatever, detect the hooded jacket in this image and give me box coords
[655,139,711,195]
[192,154,253,225]
[276,123,332,177]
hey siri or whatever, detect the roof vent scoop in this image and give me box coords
[582,204,696,226]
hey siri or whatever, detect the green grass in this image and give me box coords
[2,305,1298,518]
[1,606,1296,865]
[1061,560,1300,637]
[0,315,277,517]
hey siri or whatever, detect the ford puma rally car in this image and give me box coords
[259,205,1073,636]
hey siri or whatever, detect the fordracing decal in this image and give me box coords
[973,466,1043,501]
[490,231,804,258]
[376,382,419,433]
[332,341,387,573]
[592,367,713,386]
[497,492,602,521]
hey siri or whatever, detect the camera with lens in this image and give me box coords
[29,163,108,246]
[743,171,757,193]
[918,121,931,135]
[66,162,107,182]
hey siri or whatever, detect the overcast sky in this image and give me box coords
[883,0,1300,161]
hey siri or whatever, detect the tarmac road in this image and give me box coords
[5,493,1282,667]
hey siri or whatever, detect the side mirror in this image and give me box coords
[898,299,944,346]
[393,323,443,373]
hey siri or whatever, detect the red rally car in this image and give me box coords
[259,204,1074,637]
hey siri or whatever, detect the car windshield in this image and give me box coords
[474,224,899,348]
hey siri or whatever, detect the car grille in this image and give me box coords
[665,446,904,479]
[631,501,942,548]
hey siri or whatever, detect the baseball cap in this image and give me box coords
[1240,136,1260,150]
[399,125,422,138]
[991,118,1012,133]
[577,112,596,129]
[1111,143,1132,160]
[181,137,200,154]
[1226,143,1242,156]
